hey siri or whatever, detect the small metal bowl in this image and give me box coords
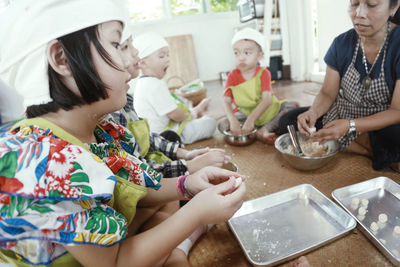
[221,161,238,172]
[275,132,340,171]
[217,117,257,146]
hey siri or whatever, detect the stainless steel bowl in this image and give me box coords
[217,117,257,146]
[274,132,340,171]
[221,161,238,172]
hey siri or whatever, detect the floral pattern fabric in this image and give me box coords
[0,116,161,265]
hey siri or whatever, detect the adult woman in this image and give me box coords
[280,0,400,170]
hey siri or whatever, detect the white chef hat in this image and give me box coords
[0,0,125,109]
[132,32,169,59]
[118,0,132,43]
[231,27,266,52]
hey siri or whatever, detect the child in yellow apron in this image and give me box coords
[223,28,299,144]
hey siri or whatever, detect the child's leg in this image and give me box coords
[292,256,310,267]
[265,101,299,135]
[180,117,216,144]
[128,201,180,236]
[255,127,276,145]
[192,97,211,118]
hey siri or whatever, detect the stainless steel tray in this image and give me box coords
[332,176,400,266]
[228,184,356,266]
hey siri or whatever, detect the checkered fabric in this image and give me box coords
[111,94,188,178]
[323,39,391,149]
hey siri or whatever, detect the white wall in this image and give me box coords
[129,12,240,81]
[316,0,353,71]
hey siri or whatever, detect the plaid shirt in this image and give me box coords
[111,94,188,178]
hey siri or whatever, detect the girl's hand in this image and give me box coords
[187,149,230,173]
[187,177,246,224]
[312,119,349,143]
[184,147,210,160]
[185,166,245,196]
[229,118,242,135]
[297,109,318,136]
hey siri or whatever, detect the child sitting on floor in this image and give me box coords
[0,1,246,266]
[111,30,230,177]
[223,28,298,144]
[132,32,217,144]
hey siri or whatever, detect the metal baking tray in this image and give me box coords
[228,184,356,266]
[332,176,400,266]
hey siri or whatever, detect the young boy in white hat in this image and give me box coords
[223,28,298,144]
[132,32,216,144]
[111,28,230,178]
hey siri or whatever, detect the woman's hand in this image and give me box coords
[187,149,230,173]
[186,176,246,224]
[312,119,350,143]
[297,109,318,136]
[184,166,245,196]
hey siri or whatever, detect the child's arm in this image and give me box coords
[223,96,241,134]
[167,108,190,122]
[65,169,246,267]
[242,91,272,132]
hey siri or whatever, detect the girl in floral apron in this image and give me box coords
[0,1,246,266]
[224,28,298,145]
[282,0,400,171]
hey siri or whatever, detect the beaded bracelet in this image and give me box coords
[176,175,193,199]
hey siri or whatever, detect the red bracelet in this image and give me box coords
[176,175,192,199]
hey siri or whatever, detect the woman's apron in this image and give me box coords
[122,109,171,164]
[225,68,283,127]
[163,93,192,135]
[1,118,148,267]
[322,39,391,149]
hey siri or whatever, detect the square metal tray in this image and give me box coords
[228,184,356,266]
[332,176,400,266]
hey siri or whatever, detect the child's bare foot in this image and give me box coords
[194,97,211,117]
[293,256,310,267]
[256,127,276,145]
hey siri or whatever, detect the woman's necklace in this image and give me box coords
[360,22,390,90]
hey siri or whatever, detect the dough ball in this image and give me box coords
[361,199,369,207]
[357,214,365,221]
[370,222,379,232]
[394,226,400,235]
[358,207,367,216]
[378,213,388,224]
[234,177,242,188]
[308,127,316,134]
[351,197,360,206]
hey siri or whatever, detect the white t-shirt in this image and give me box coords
[133,76,177,133]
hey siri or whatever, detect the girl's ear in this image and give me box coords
[47,40,72,77]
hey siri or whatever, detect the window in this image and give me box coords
[128,0,238,22]
[210,0,238,13]
[128,0,164,22]
[171,0,202,16]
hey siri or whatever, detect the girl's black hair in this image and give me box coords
[390,0,400,24]
[26,25,123,118]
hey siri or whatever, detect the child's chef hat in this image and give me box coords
[119,0,132,43]
[231,28,265,52]
[133,32,169,59]
[0,0,125,109]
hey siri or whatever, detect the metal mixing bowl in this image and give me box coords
[221,161,238,172]
[217,117,257,146]
[275,132,340,171]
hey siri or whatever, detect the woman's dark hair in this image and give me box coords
[390,0,400,24]
[26,25,123,118]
